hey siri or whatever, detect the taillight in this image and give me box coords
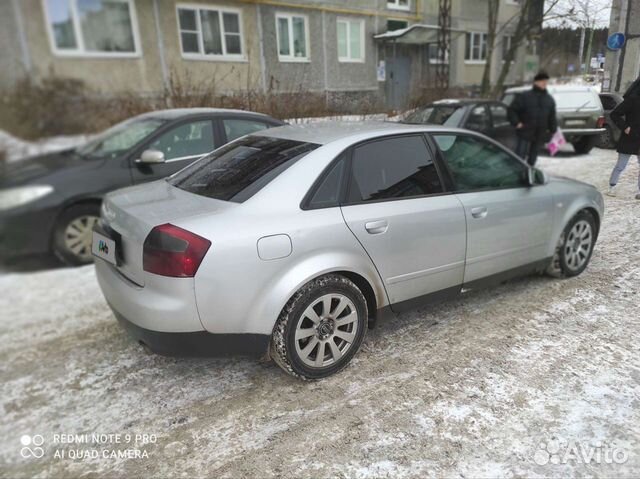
[143,224,211,277]
[597,116,606,128]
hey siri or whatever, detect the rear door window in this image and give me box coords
[223,119,271,142]
[168,136,319,203]
[465,105,491,132]
[490,104,511,128]
[346,135,443,203]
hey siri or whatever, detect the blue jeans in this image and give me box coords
[609,154,640,189]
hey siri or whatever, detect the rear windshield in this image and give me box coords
[403,105,465,126]
[168,136,319,203]
[553,91,600,110]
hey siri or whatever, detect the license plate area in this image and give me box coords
[92,228,118,265]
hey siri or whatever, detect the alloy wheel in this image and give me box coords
[294,293,359,368]
[564,219,593,271]
[63,215,99,262]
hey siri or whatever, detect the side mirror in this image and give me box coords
[137,149,165,164]
[527,167,549,186]
[527,167,536,186]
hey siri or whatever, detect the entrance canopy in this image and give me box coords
[373,24,466,44]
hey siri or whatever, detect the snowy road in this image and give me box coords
[1,148,639,478]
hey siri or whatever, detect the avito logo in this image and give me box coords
[98,240,109,254]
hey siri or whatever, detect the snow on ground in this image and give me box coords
[1,148,639,478]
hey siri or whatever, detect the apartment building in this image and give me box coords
[0,0,540,109]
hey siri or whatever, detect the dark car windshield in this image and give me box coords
[403,105,466,126]
[168,136,319,203]
[76,117,167,159]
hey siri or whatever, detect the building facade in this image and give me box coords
[1,0,538,109]
[606,0,640,94]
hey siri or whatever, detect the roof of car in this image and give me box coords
[136,108,275,120]
[253,121,457,145]
[505,84,600,94]
[430,98,495,105]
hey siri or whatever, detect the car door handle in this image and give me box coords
[471,207,488,219]
[365,220,388,235]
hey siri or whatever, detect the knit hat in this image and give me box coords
[534,71,550,81]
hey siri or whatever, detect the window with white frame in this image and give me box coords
[337,18,364,62]
[502,35,514,62]
[43,0,139,56]
[465,32,487,62]
[276,13,309,61]
[387,0,410,11]
[177,5,243,59]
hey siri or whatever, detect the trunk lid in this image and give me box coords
[101,179,234,286]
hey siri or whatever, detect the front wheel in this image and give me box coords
[270,274,368,380]
[572,136,596,155]
[546,210,597,278]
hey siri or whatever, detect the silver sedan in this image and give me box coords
[92,122,604,379]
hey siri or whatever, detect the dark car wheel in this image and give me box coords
[546,210,597,278]
[572,136,596,154]
[596,125,616,149]
[271,274,368,380]
[52,203,100,266]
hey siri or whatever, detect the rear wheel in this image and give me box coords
[546,210,597,278]
[572,136,596,154]
[270,274,368,380]
[52,203,100,266]
[596,125,616,149]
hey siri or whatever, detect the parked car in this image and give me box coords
[597,92,624,149]
[0,108,284,265]
[503,85,606,154]
[402,99,517,151]
[93,122,604,380]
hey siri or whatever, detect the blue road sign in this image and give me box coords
[607,33,626,51]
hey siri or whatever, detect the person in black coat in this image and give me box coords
[508,71,558,166]
[607,93,640,199]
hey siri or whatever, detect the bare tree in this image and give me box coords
[480,0,501,96]
[489,0,569,97]
[548,0,612,72]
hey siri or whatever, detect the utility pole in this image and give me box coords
[578,27,586,72]
[436,0,452,90]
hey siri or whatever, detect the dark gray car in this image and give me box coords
[598,92,624,148]
[0,108,284,265]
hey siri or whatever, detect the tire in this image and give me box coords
[270,274,368,380]
[546,210,597,278]
[596,125,616,149]
[52,203,101,266]
[572,136,596,155]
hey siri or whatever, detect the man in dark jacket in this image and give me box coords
[607,92,640,199]
[508,71,558,166]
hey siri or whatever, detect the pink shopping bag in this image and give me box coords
[546,128,567,156]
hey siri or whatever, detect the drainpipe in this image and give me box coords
[11,0,32,75]
[322,11,329,108]
[152,0,170,102]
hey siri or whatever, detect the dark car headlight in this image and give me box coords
[0,185,55,211]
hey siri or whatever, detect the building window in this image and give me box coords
[387,19,409,32]
[276,13,309,62]
[465,32,487,62]
[502,35,513,62]
[43,0,140,56]
[177,5,244,60]
[337,18,365,62]
[387,0,410,11]
[428,44,448,64]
